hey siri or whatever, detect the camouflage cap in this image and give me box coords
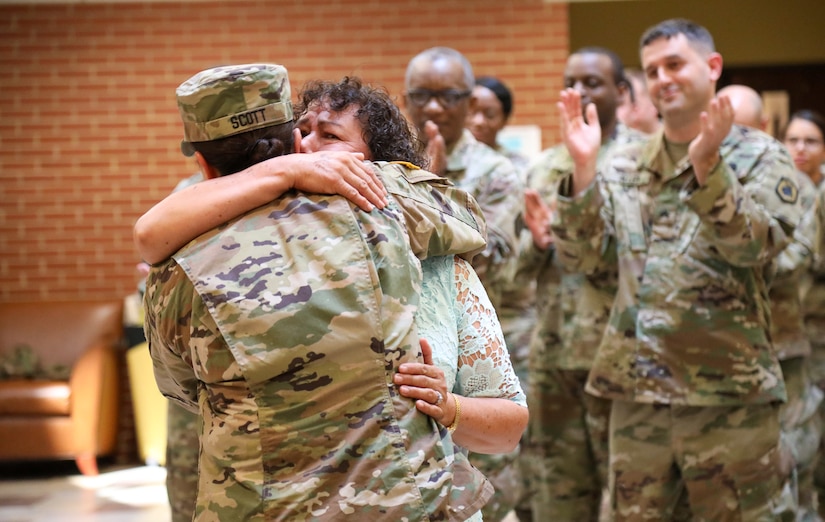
[176,63,293,157]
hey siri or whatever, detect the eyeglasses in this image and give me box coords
[406,89,472,108]
[786,137,824,149]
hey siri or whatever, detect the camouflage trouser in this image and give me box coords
[809,342,825,521]
[166,401,200,522]
[779,357,824,522]
[498,305,534,392]
[492,304,536,522]
[610,400,794,522]
[469,449,528,522]
[523,367,610,522]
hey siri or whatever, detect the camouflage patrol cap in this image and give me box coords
[176,63,293,157]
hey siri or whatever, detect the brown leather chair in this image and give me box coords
[0,300,123,475]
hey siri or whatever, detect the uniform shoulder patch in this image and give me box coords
[775,176,799,204]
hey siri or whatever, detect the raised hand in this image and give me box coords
[689,94,734,185]
[558,88,601,195]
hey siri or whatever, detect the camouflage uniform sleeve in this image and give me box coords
[516,153,561,282]
[681,139,801,267]
[776,174,819,278]
[470,158,524,282]
[812,186,825,275]
[375,162,488,261]
[550,175,610,275]
[518,235,554,282]
[143,259,200,414]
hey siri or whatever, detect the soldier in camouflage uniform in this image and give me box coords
[144,63,496,521]
[770,171,825,522]
[520,47,642,522]
[725,85,824,522]
[781,110,825,520]
[403,46,523,312]
[466,74,535,522]
[403,47,525,522]
[133,169,203,522]
[806,185,825,522]
[164,401,199,522]
[466,74,534,390]
[551,20,802,521]
[158,171,204,522]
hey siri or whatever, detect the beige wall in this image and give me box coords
[570,0,825,67]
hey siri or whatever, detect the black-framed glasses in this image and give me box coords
[406,89,472,108]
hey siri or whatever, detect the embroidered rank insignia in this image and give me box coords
[776,176,798,204]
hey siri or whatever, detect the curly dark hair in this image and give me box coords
[190,122,294,177]
[297,77,427,168]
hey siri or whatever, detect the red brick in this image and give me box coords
[0,0,568,302]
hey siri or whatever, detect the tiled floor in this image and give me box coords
[0,462,533,522]
[0,461,170,522]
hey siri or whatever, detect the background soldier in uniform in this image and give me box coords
[724,84,824,521]
[551,19,801,520]
[403,46,525,522]
[521,46,640,522]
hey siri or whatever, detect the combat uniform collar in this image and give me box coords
[640,125,752,180]
[638,129,683,181]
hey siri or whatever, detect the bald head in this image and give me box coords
[717,84,765,130]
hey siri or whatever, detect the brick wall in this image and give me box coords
[0,0,568,302]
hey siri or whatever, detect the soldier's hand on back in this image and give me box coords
[285,151,388,211]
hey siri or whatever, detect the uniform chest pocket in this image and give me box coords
[675,212,701,255]
[648,187,700,255]
[614,185,648,253]
[608,172,649,252]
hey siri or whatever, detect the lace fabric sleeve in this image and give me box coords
[452,256,527,406]
[417,256,461,392]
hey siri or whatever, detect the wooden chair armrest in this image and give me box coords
[69,342,120,454]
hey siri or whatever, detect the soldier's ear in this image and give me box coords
[707,52,723,82]
[194,152,220,180]
[617,79,630,102]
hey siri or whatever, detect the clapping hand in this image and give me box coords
[423,121,448,176]
[688,94,733,185]
[524,189,555,250]
[558,88,601,195]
